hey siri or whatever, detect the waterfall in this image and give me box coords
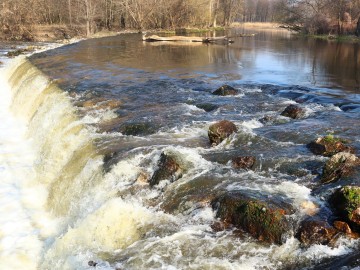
[1,57,159,269]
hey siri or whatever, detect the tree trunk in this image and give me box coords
[68,0,72,25]
[356,17,360,36]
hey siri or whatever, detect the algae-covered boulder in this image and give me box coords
[330,186,360,230]
[211,191,293,244]
[208,120,237,146]
[280,104,305,119]
[212,85,239,96]
[295,217,338,246]
[321,153,359,184]
[149,152,183,187]
[307,136,355,157]
[231,156,256,170]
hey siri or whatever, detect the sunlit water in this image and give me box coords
[0,29,359,269]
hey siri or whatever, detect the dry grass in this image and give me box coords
[230,22,281,29]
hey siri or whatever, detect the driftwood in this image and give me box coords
[142,34,233,44]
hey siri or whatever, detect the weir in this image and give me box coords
[2,58,158,269]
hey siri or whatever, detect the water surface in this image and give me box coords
[1,29,360,269]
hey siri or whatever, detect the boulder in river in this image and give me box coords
[119,122,158,136]
[212,85,239,96]
[195,103,219,112]
[307,136,355,157]
[330,186,360,231]
[321,152,359,184]
[231,156,256,170]
[149,152,183,187]
[208,120,237,146]
[280,104,305,119]
[211,191,293,244]
[295,217,338,246]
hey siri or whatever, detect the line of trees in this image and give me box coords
[276,0,360,35]
[0,0,359,40]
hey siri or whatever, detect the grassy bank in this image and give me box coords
[299,33,360,43]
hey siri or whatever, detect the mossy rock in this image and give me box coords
[212,85,239,96]
[321,152,359,184]
[208,120,237,146]
[211,191,293,244]
[330,186,360,230]
[307,136,354,157]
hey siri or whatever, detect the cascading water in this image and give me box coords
[0,31,359,269]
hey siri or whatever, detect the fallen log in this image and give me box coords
[142,34,233,44]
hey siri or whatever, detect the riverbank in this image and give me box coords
[304,34,360,43]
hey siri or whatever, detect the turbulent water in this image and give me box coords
[0,29,359,269]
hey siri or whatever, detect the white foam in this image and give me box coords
[0,65,43,269]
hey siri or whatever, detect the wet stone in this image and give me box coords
[195,103,219,112]
[295,217,338,246]
[231,156,256,170]
[307,136,355,157]
[280,104,305,119]
[212,85,239,96]
[333,220,352,234]
[88,261,98,267]
[208,120,237,146]
[321,152,359,184]
[211,191,293,244]
[119,122,158,136]
[149,152,183,187]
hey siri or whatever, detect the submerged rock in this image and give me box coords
[321,152,359,184]
[280,104,305,119]
[195,103,219,112]
[307,136,355,157]
[295,217,338,246]
[330,186,360,231]
[208,120,237,146]
[77,98,122,110]
[231,156,256,170]
[119,122,158,136]
[212,85,239,96]
[211,191,292,244]
[149,152,183,187]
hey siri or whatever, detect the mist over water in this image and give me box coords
[0,30,359,269]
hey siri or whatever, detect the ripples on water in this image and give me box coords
[0,29,359,269]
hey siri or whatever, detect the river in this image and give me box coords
[0,28,359,269]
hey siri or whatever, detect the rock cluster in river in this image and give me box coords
[124,84,360,247]
[294,134,360,246]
